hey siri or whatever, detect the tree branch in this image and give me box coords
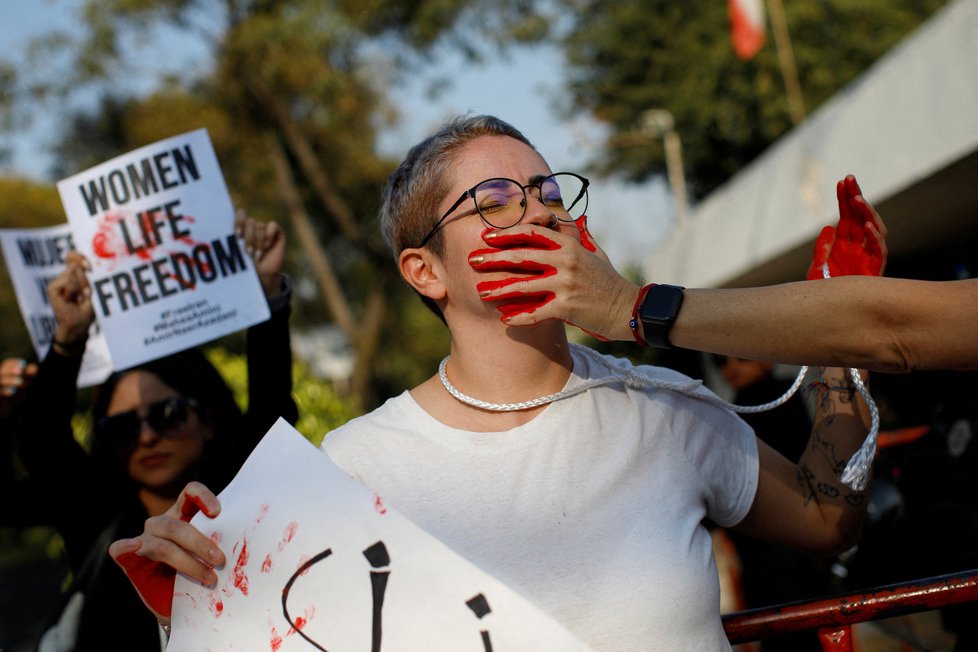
[266,134,358,341]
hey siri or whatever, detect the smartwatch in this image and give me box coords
[637,284,686,349]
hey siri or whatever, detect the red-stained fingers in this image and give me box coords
[851,187,888,276]
[835,176,861,242]
[109,483,224,620]
[471,228,563,318]
[806,175,887,280]
[179,486,218,522]
[470,222,624,340]
[112,539,178,619]
[575,215,598,252]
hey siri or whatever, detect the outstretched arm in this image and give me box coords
[486,175,976,372]
[670,277,978,372]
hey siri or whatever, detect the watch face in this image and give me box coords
[640,285,685,323]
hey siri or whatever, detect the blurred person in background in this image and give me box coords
[13,215,297,651]
[2,357,41,524]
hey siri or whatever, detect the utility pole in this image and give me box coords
[642,109,689,228]
[766,0,807,125]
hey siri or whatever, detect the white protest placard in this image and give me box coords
[56,129,269,370]
[170,419,594,652]
[0,224,112,387]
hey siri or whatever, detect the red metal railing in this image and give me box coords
[723,568,978,651]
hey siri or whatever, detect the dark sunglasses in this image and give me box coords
[96,396,199,452]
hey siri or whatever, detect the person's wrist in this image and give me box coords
[261,272,284,297]
[633,283,685,349]
[629,284,654,346]
[51,329,88,356]
[265,274,292,312]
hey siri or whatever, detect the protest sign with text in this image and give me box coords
[56,129,269,369]
[0,224,112,387]
[170,419,594,651]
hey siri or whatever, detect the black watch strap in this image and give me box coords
[638,284,685,349]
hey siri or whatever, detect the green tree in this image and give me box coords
[559,0,948,199]
[7,0,538,404]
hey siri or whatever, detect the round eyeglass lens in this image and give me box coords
[545,173,588,221]
[473,179,526,228]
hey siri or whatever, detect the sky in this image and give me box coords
[0,1,675,268]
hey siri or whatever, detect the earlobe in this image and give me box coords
[399,248,447,301]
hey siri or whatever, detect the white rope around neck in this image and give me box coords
[439,341,879,491]
[438,345,708,413]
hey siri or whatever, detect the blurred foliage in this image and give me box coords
[0,526,66,569]
[205,346,361,445]
[558,0,949,199]
[71,411,94,452]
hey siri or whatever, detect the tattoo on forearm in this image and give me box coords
[810,430,848,475]
[798,461,866,507]
[797,464,816,505]
[805,367,858,417]
[798,432,869,506]
[817,481,840,498]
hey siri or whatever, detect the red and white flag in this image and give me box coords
[728,0,766,60]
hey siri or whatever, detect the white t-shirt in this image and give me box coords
[322,345,759,651]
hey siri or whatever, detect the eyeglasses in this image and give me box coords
[96,396,199,454]
[417,172,590,247]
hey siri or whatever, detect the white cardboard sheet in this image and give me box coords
[170,419,593,651]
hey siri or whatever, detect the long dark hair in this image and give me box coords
[90,347,246,495]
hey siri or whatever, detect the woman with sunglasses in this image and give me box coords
[14,214,297,651]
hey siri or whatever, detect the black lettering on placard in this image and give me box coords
[363,542,391,652]
[92,234,246,316]
[78,144,200,216]
[16,234,75,267]
[280,540,496,651]
[466,593,494,652]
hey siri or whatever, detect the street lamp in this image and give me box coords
[641,109,689,228]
